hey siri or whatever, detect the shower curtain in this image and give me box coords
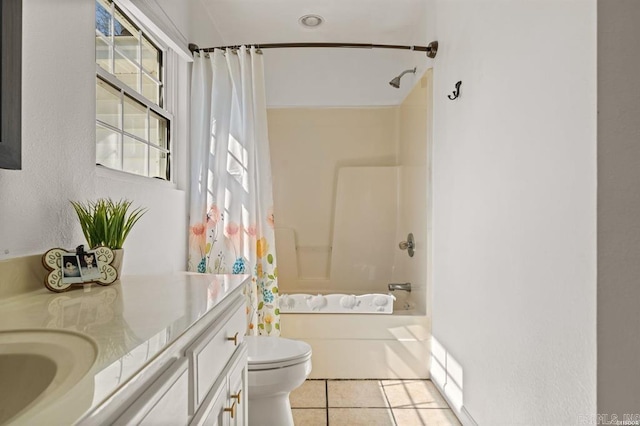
[188,46,280,336]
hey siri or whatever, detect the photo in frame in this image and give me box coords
[78,251,101,281]
[61,253,82,284]
[42,245,118,292]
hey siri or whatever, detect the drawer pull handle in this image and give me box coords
[231,389,242,404]
[224,402,237,419]
[227,332,239,346]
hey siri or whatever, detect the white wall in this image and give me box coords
[597,0,640,415]
[0,0,96,260]
[428,1,597,424]
[0,0,219,276]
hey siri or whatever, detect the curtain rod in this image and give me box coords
[188,41,438,58]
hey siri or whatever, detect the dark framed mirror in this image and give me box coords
[0,0,22,170]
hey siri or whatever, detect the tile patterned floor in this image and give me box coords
[290,380,461,426]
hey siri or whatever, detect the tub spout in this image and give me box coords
[388,282,411,292]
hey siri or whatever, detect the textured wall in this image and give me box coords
[0,0,96,259]
[428,0,597,423]
[0,0,192,277]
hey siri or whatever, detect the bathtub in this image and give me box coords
[280,291,430,379]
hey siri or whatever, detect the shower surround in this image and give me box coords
[268,71,432,378]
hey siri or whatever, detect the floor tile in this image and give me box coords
[381,380,449,408]
[291,380,327,408]
[328,408,395,426]
[393,408,461,426]
[327,380,388,408]
[292,408,327,426]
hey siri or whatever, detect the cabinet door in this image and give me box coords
[116,358,189,425]
[187,297,247,410]
[227,348,247,426]
[192,343,248,426]
[191,382,229,426]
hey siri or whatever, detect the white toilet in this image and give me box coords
[246,336,312,426]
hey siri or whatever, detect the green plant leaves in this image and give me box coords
[70,198,147,249]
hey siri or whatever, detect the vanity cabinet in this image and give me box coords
[190,343,248,426]
[187,296,247,410]
[78,281,248,426]
[227,354,247,426]
[188,295,248,426]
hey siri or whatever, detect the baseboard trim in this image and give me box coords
[460,406,479,426]
[431,378,478,426]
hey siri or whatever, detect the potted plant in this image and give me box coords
[71,198,146,276]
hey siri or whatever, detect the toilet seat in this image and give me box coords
[246,336,312,371]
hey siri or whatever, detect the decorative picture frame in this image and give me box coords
[42,245,118,292]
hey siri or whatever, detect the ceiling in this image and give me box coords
[199,0,428,46]
[196,0,432,106]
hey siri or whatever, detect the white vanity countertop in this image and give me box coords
[0,273,250,423]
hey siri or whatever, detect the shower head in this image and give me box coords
[389,67,417,88]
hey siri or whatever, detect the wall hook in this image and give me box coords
[448,81,462,100]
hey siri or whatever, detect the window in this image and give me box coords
[95,0,171,180]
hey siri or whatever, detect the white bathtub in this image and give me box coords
[280,296,430,379]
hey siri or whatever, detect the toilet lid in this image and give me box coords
[246,336,312,370]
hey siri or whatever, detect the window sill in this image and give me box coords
[96,164,179,191]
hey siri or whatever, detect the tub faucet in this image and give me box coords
[388,282,411,292]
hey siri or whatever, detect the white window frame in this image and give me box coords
[95,0,175,182]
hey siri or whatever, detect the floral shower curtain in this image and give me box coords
[188,46,280,336]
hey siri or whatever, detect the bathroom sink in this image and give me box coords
[0,329,98,424]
